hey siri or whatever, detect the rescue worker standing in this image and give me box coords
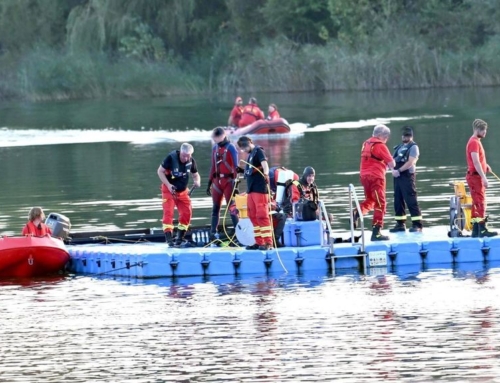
[466,119,497,237]
[390,126,424,233]
[207,127,239,238]
[228,96,243,127]
[239,97,265,127]
[236,136,273,250]
[356,125,396,241]
[157,143,201,246]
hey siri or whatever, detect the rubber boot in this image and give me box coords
[164,231,174,246]
[371,225,389,241]
[389,221,406,233]
[478,222,498,237]
[174,229,186,247]
[471,222,480,238]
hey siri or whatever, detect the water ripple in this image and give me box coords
[2,270,500,382]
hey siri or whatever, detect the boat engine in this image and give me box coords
[45,213,71,239]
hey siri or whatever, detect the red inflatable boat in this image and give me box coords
[226,118,291,136]
[0,235,70,278]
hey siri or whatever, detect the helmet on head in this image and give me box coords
[249,97,257,104]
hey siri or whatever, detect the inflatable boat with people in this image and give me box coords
[225,118,291,136]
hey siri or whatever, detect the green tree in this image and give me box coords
[261,0,334,44]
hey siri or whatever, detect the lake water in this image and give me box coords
[2,266,500,382]
[1,87,500,235]
[2,88,500,382]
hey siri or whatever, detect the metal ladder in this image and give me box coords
[348,183,366,253]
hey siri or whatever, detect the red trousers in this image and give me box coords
[466,173,486,220]
[248,192,273,246]
[211,177,238,220]
[161,186,192,233]
[360,175,387,227]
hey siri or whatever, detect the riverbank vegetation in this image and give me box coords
[1,0,500,101]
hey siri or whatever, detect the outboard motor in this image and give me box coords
[45,213,71,239]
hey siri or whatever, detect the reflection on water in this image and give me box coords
[2,266,500,382]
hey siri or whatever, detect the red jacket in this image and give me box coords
[22,221,52,236]
[239,104,265,127]
[360,137,393,179]
[268,110,280,120]
[229,105,243,126]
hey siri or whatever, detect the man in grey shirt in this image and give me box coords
[390,126,423,232]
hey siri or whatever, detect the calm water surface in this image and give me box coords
[2,88,500,382]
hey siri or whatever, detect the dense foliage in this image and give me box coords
[1,0,500,100]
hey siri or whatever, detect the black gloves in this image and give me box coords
[206,181,212,196]
[235,166,245,174]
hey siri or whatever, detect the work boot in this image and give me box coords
[371,225,389,241]
[350,209,360,229]
[389,222,406,233]
[409,225,423,233]
[246,243,259,250]
[478,222,498,237]
[174,229,186,247]
[164,231,174,246]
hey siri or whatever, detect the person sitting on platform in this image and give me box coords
[22,207,52,236]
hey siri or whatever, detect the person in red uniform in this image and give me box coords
[228,96,243,127]
[157,143,201,246]
[239,97,265,127]
[22,207,52,236]
[207,127,239,238]
[466,119,497,237]
[236,135,273,250]
[355,124,396,241]
[267,104,280,120]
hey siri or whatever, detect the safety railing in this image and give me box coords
[348,184,365,253]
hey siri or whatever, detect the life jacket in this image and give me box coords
[212,139,235,178]
[393,141,416,170]
[361,139,384,163]
[242,105,261,119]
[280,180,318,216]
[168,150,192,179]
[23,221,51,236]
